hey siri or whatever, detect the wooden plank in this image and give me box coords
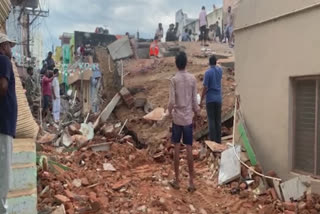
[238,123,257,166]
[205,141,228,153]
[222,135,233,141]
[93,93,121,128]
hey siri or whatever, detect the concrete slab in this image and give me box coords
[273,179,284,201]
[94,93,121,128]
[205,141,228,153]
[280,177,308,202]
[218,145,241,185]
[108,37,133,61]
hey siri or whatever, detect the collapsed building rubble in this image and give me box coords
[35,41,320,214]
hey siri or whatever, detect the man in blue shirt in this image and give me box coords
[200,55,222,143]
[0,33,17,214]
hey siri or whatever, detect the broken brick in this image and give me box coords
[192,150,200,160]
[68,123,81,135]
[283,202,296,211]
[112,178,131,191]
[89,192,97,202]
[81,177,90,186]
[64,190,75,199]
[54,194,70,203]
[267,188,278,200]
[284,211,295,214]
[239,182,247,190]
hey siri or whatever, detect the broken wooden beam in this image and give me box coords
[93,93,121,128]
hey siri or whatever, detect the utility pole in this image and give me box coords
[18,6,49,61]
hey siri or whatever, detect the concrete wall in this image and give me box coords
[235,5,320,179]
[207,8,223,28]
[235,0,320,29]
[8,139,37,214]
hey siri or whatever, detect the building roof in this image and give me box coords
[235,0,320,31]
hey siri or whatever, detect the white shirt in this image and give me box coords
[199,10,207,27]
[52,77,60,99]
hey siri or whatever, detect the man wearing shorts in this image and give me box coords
[168,52,200,192]
[199,6,208,46]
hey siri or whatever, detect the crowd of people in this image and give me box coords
[24,51,61,125]
[151,5,235,47]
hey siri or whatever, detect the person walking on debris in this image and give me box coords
[25,66,35,105]
[168,51,200,192]
[52,69,60,123]
[174,22,181,41]
[182,28,191,42]
[199,6,208,46]
[45,51,55,71]
[200,55,222,143]
[149,36,159,57]
[225,6,234,47]
[0,33,17,214]
[166,24,175,42]
[42,70,54,122]
[215,21,222,42]
[155,23,164,42]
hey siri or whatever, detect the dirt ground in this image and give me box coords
[115,42,235,153]
[38,140,270,214]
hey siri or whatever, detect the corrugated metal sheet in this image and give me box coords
[0,0,11,24]
[295,80,316,174]
[12,60,39,138]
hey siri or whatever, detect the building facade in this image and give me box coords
[235,0,320,179]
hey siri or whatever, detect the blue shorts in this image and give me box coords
[171,123,193,145]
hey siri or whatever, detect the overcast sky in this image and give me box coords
[40,0,222,53]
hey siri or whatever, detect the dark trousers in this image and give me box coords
[206,102,222,143]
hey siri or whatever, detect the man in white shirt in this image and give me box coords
[155,23,164,42]
[226,6,234,47]
[199,6,208,46]
[52,69,60,123]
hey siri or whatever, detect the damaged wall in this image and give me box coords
[235,1,320,179]
[95,47,118,102]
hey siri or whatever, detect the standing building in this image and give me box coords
[235,0,320,180]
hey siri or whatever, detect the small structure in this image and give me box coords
[68,59,101,115]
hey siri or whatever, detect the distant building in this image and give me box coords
[175,9,197,41]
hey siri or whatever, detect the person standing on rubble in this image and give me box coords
[168,51,200,192]
[149,36,159,57]
[225,6,234,47]
[42,70,54,122]
[25,66,35,106]
[52,69,60,124]
[0,33,17,214]
[199,6,208,46]
[155,23,164,42]
[45,51,55,71]
[200,55,222,143]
